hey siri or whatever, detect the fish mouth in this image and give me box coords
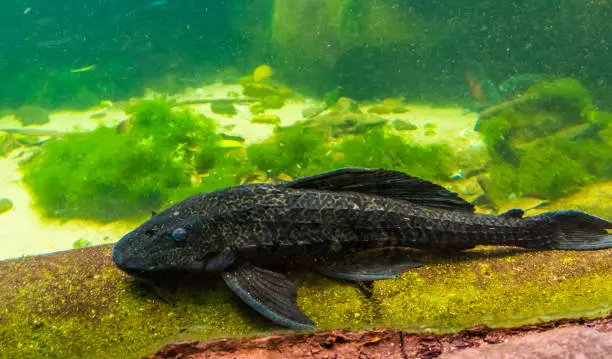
[111,239,133,270]
[111,237,154,272]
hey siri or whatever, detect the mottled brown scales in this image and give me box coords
[112,168,612,330]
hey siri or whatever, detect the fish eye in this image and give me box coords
[171,227,188,242]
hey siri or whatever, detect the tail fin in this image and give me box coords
[531,210,612,250]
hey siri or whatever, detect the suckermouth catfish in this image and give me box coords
[112,168,612,330]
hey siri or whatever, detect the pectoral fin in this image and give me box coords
[314,248,422,282]
[221,262,315,330]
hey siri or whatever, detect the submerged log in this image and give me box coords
[1,244,611,358]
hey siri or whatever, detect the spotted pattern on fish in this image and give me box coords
[112,168,612,330]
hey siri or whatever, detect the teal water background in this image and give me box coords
[1,1,610,109]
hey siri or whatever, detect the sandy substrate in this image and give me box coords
[0,164,137,260]
[0,83,480,260]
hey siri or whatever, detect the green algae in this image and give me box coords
[246,124,334,178]
[0,246,267,359]
[477,78,612,204]
[246,123,454,181]
[297,276,377,330]
[20,100,231,222]
[375,249,612,332]
[19,98,455,223]
[336,129,454,181]
[1,245,611,358]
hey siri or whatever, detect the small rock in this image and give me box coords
[0,198,14,215]
[252,64,273,82]
[424,122,438,130]
[89,112,107,120]
[392,119,418,131]
[249,103,266,115]
[252,114,281,125]
[210,100,238,117]
[14,105,50,126]
[242,81,292,99]
[263,95,286,109]
[367,105,392,115]
[335,97,360,113]
[483,332,505,344]
[382,98,409,113]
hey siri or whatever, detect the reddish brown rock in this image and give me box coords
[440,326,612,359]
[147,317,612,359]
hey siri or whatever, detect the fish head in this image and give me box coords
[112,195,219,275]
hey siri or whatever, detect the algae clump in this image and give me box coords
[336,129,454,181]
[247,123,454,182]
[247,124,335,178]
[21,100,224,222]
[477,78,611,204]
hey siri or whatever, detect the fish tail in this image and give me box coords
[522,210,612,250]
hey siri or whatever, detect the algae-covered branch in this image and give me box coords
[1,244,611,358]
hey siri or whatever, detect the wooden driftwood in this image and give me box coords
[1,244,611,358]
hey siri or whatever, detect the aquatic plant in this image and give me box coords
[247,124,335,177]
[483,115,612,206]
[477,78,592,144]
[335,129,454,181]
[167,149,252,205]
[21,100,225,222]
[72,238,93,249]
[487,142,592,203]
[22,126,182,221]
[22,99,466,222]
[489,123,611,202]
[247,123,454,182]
[323,86,343,107]
[477,78,611,204]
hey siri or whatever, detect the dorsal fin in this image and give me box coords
[284,168,474,212]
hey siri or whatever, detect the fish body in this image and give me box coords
[112,168,612,330]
